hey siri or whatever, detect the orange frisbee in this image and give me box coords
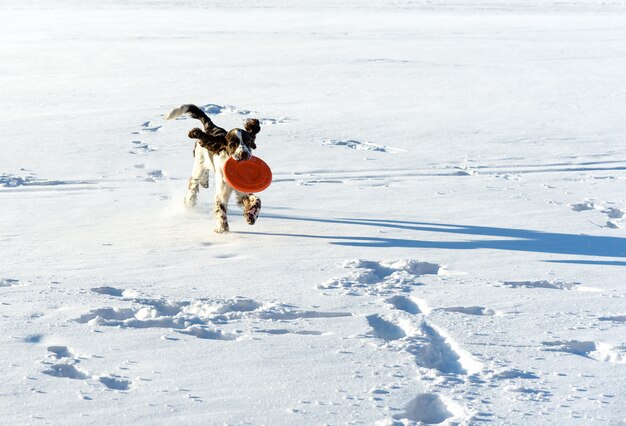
[223,156,272,193]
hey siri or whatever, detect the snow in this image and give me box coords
[1,0,626,424]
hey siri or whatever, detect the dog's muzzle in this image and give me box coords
[233,147,252,161]
[237,152,251,161]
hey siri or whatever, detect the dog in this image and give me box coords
[166,104,262,233]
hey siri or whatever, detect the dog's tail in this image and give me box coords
[165,104,215,132]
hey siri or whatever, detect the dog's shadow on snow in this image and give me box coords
[239,215,626,266]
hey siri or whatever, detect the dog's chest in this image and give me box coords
[207,151,229,174]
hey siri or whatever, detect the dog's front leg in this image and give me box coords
[213,172,233,233]
[236,193,262,225]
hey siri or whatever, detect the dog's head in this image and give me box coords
[224,118,261,161]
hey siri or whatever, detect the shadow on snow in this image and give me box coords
[239,215,626,265]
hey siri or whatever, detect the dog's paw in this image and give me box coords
[200,173,209,189]
[243,196,261,225]
[214,222,230,233]
[188,128,204,139]
[184,195,197,208]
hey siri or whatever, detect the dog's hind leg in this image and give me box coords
[199,168,209,189]
[237,193,262,225]
[184,143,207,208]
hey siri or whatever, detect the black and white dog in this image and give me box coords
[166,104,262,233]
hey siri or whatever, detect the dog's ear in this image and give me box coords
[245,118,261,136]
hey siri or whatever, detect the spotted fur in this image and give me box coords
[167,104,263,233]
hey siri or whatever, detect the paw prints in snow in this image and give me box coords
[98,376,132,391]
[43,363,90,381]
[41,346,133,392]
[145,169,166,182]
[570,200,625,228]
[139,121,162,132]
[322,139,403,153]
[570,200,597,212]
[129,140,157,154]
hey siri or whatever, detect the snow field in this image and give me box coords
[1,2,626,425]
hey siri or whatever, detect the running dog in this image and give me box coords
[166,104,262,233]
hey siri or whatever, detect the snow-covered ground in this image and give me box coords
[1,1,626,424]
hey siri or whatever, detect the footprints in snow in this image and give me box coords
[408,321,479,376]
[132,164,165,183]
[76,287,349,341]
[499,279,602,293]
[98,376,132,391]
[129,140,157,154]
[320,258,622,423]
[366,314,406,341]
[145,169,165,182]
[320,259,488,423]
[41,345,133,393]
[128,138,161,182]
[442,163,519,180]
[322,139,403,154]
[43,363,90,381]
[393,393,459,424]
[48,285,332,402]
[570,200,625,228]
[318,258,441,296]
[385,295,422,315]
[598,315,626,323]
[1,278,19,287]
[129,118,163,183]
[91,285,126,297]
[603,206,625,219]
[0,173,91,189]
[542,340,626,364]
[501,280,579,291]
[47,257,623,419]
[489,368,539,380]
[438,306,498,316]
[570,201,596,212]
[387,295,498,317]
[0,174,30,188]
[129,119,163,182]
[140,121,161,133]
[129,122,160,153]
[47,345,73,359]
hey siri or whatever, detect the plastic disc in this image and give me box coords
[223,156,272,193]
